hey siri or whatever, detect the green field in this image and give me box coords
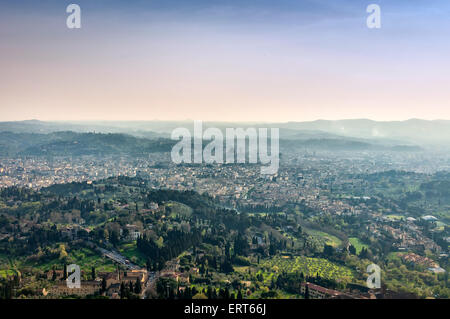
[260,256,354,283]
[166,201,193,218]
[70,247,117,272]
[305,229,343,247]
[119,242,147,267]
[22,246,116,273]
[349,237,369,254]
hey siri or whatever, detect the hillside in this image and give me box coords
[0,131,174,157]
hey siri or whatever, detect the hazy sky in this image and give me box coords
[1,0,450,122]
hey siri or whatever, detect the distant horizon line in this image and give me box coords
[3,118,450,124]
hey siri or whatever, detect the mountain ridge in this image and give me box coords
[0,119,449,147]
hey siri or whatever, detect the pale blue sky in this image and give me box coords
[1,0,450,121]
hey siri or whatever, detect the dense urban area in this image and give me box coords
[0,122,449,299]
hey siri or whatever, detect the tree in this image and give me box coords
[120,282,125,299]
[220,259,234,274]
[101,277,107,293]
[225,242,231,260]
[323,244,334,257]
[359,247,369,259]
[135,278,142,294]
[234,233,250,256]
[207,286,213,299]
[110,229,120,246]
[348,244,357,255]
[103,228,109,241]
[52,266,57,281]
[224,287,230,299]
[219,287,230,300]
[129,281,134,295]
[59,244,68,261]
[63,263,67,280]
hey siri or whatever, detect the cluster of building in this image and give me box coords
[44,269,149,298]
[0,156,156,189]
[401,253,440,269]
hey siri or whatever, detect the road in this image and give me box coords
[143,258,180,299]
[97,247,141,271]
